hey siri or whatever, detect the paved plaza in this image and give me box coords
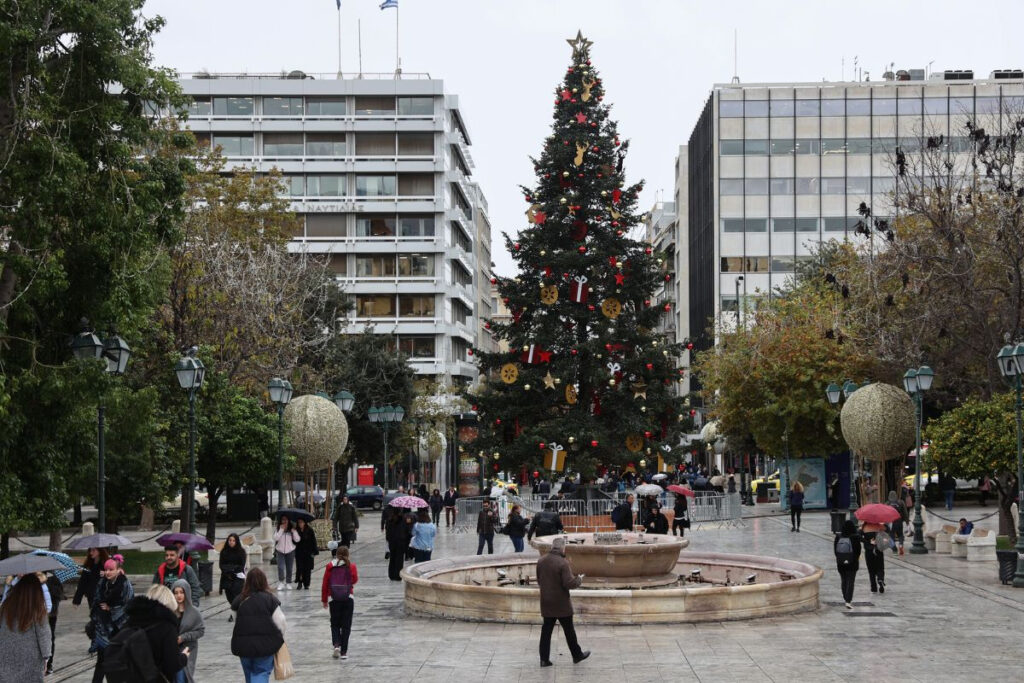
[36,506,1024,683]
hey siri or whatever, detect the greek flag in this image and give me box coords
[380,0,398,9]
[336,0,341,8]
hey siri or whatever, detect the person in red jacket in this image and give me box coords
[321,545,359,660]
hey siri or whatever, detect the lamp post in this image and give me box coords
[175,347,206,535]
[825,380,869,522]
[735,275,744,329]
[71,321,131,534]
[268,378,294,513]
[996,343,1024,585]
[902,365,934,554]
[370,405,405,493]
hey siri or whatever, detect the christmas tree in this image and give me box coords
[468,31,690,479]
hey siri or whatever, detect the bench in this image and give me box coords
[966,528,997,562]
[950,531,969,557]
[933,524,958,554]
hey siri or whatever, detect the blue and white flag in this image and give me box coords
[336,0,341,8]
[380,0,398,9]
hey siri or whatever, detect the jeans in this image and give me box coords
[838,568,858,603]
[239,654,275,683]
[276,550,295,583]
[511,535,525,552]
[944,490,955,510]
[329,597,354,654]
[539,616,583,662]
[445,507,456,526]
[412,548,432,563]
[477,532,494,555]
[176,669,187,683]
[790,505,803,530]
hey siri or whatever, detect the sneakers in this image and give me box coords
[790,527,795,532]
[540,661,553,668]
[573,651,591,664]
[284,583,293,590]
[340,654,348,660]
[276,582,285,590]
[796,528,800,533]
[333,647,341,659]
[845,602,853,610]
[879,581,885,594]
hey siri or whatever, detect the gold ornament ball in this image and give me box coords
[616,288,621,294]
[609,378,617,386]
[562,171,570,177]
[568,436,575,443]
[524,384,531,390]
[560,197,568,205]
[641,406,647,412]
[554,378,561,385]
[572,88,579,93]
[652,341,659,347]
[663,350,669,356]
[657,259,664,265]
[522,345,529,352]
[601,190,608,197]
[646,447,652,455]
[540,250,546,256]
[587,286,593,292]
[615,261,623,268]
[596,353,602,359]
[494,454,500,460]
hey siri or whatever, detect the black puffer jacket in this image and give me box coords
[123,596,187,682]
[231,591,283,658]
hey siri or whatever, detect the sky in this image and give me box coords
[142,0,1024,276]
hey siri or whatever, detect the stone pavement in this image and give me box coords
[45,509,1024,683]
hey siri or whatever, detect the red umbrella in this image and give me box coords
[854,503,901,524]
[667,484,696,498]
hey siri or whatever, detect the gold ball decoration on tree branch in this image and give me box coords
[840,383,915,461]
[283,394,350,471]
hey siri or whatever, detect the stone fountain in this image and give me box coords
[403,531,822,624]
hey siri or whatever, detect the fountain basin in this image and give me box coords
[528,532,688,587]
[403,551,822,624]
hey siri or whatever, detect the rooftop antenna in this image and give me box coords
[358,19,364,78]
[731,29,740,84]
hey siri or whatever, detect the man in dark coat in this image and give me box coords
[612,495,634,531]
[536,536,589,667]
[527,509,564,540]
[333,495,359,547]
[476,500,498,555]
[442,486,459,527]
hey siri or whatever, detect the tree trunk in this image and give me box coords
[0,532,9,560]
[139,505,155,531]
[994,472,1018,542]
[73,502,83,526]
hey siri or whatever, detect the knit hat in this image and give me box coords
[888,490,898,502]
[551,536,566,553]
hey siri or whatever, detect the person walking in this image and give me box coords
[428,489,444,526]
[172,579,205,683]
[42,572,63,675]
[410,510,438,563]
[941,473,956,510]
[834,520,862,609]
[293,517,318,590]
[476,499,498,555]
[536,536,590,668]
[321,545,358,661]
[219,533,248,619]
[153,546,202,607]
[887,490,908,555]
[231,568,286,683]
[89,559,134,682]
[0,573,51,683]
[979,475,991,506]
[73,548,108,610]
[527,507,564,540]
[333,495,359,547]
[384,507,409,581]
[442,486,459,527]
[272,514,300,590]
[111,585,188,683]
[861,522,887,594]
[612,495,634,531]
[505,504,529,552]
[672,493,689,537]
[789,482,805,532]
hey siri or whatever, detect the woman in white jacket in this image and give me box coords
[272,515,301,590]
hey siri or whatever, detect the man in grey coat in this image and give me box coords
[535,536,590,667]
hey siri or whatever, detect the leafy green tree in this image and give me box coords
[925,392,1020,540]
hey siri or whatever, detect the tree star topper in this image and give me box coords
[566,30,593,61]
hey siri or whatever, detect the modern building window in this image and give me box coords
[306,97,347,116]
[923,97,949,115]
[356,215,397,236]
[873,177,897,193]
[770,178,794,194]
[355,133,396,155]
[772,217,818,232]
[450,222,473,251]
[721,256,770,273]
[821,138,847,155]
[721,179,744,195]
[796,177,819,194]
[398,335,436,358]
[213,134,254,156]
[897,97,923,115]
[306,133,347,156]
[451,260,473,286]
[795,100,819,116]
[770,139,795,155]
[721,218,767,233]
[744,139,769,155]
[847,138,872,154]
[263,97,303,117]
[398,173,435,196]
[744,100,769,117]
[823,216,857,232]
[399,215,435,237]
[213,97,253,116]
[398,254,434,277]
[399,295,435,317]
[795,138,820,155]
[397,97,434,115]
[451,300,471,325]
[191,132,211,148]
[307,175,346,196]
[719,100,744,117]
[397,132,434,155]
[846,177,871,194]
[451,337,470,362]
[354,96,395,114]
[744,178,769,195]
[263,133,304,156]
[326,254,347,275]
[769,99,795,116]
[771,255,795,272]
[821,178,847,194]
[821,100,845,116]
[977,97,1001,115]
[188,98,212,117]
[872,98,897,115]
[305,214,347,238]
[846,99,871,116]
[355,175,396,197]
[355,254,396,277]
[949,97,974,114]
[720,139,744,155]
[280,175,304,197]
[356,295,395,317]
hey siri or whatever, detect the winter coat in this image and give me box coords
[410,522,437,551]
[294,526,318,559]
[644,513,669,534]
[0,616,50,683]
[789,490,805,507]
[428,494,444,513]
[153,561,202,607]
[320,561,359,604]
[333,502,359,534]
[476,508,498,535]
[833,532,863,571]
[536,549,582,618]
[123,596,188,683]
[230,591,284,659]
[505,511,529,539]
[73,564,101,606]
[172,579,205,683]
[613,501,634,530]
[385,516,410,547]
[89,573,134,652]
[443,490,459,507]
[273,526,300,554]
[527,511,564,539]
[218,543,248,593]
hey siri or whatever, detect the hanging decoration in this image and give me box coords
[565,383,579,405]
[581,78,595,102]
[574,143,587,166]
[542,371,557,390]
[600,297,622,319]
[544,442,567,471]
[539,285,559,305]
[520,345,551,364]
[500,364,519,384]
[570,275,589,303]
[625,433,644,453]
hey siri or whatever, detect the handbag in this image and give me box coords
[274,642,295,680]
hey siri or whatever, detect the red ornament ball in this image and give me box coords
[590,440,599,447]
[484,322,491,329]
[663,304,672,312]
[689,409,697,417]
[644,431,652,438]
[539,442,547,450]
[467,349,473,356]
[643,300,651,307]
[489,277,497,284]
[644,247,652,255]
[568,67,574,73]
[525,196,532,202]
[588,305,595,311]
[611,221,619,228]
[616,230,624,236]
[513,243,521,250]
[495,418,502,425]
[592,145,599,152]
[544,173,551,179]
[502,297,509,304]
[570,348,578,355]
[645,363,653,370]
[570,98,577,103]
[590,122,597,128]
[605,343,612,351]
[614,139,620,146]
[564,140,570,146]
[664,275,672,282]
[578,173,584,178]
[578,246,587,254]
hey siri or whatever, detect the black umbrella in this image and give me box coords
[65,533,135,550]
[275,507,314,523]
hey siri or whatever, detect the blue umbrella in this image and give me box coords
[30,550,81,584]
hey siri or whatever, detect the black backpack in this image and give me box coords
[835,536,855,566]
[103,626,162,683]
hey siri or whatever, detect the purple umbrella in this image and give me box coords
[156,532,215,551]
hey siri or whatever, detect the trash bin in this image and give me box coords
[996,550,1019,585]
[756,483,769,503]
[830,511,846,534]
[197,560,214,596]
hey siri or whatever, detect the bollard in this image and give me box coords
[82,521,95,537]
[171,519,181,534]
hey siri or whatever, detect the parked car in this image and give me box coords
[345,485,385,510]
[749,470,781,493]
[903,473,975,491]
[163,488,225,514]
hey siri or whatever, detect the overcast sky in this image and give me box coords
[143,0,1024,275]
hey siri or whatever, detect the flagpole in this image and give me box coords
[395,3,401,76]
[336,4,342,77]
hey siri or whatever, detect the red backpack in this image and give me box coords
[157,561,186,584]
[328,561,352,601]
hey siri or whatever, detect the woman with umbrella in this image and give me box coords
[668,485,693,537]
[73,547,108,609]
[88,559,134,682]
[0,573,51,683]
[273,513,301,591]
[219,533,248,618]
[384,507,409,581]
[29,550,78,675]
[293,517,318,590]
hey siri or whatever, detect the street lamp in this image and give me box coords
[175,347,205,534]
[268,377,294,513]
[735,275,745,328]
[997,343,1024,586]
[333,390,355,413]
[71,320,131,533]
[371,404,405,493]
[903,365,934,554]
[825,379,869,521]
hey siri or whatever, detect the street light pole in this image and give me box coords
[826,380,868,522]
[268,378,293,514]
[996,343,1024,585]
[186,390,197,535]
[175,347,205,535]
[735,275,744,329]
[903,366,934,555]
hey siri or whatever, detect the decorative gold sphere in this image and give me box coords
[609,378,616,386]
[572,88,579,93]
[560,197,568,205]
[568,436,575,443]
[524,384,531,391]
[540,250,546,256]
[522,345,529,352]
[601,190,608,197]
[562,171,570,177]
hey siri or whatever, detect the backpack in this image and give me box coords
[874,530,892,552]
[157,562,185,585]
[835,536,855,565]
[611,505,623,525]
[103,626,161,683]
[328,561,353,601]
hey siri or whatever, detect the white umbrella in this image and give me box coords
[634,484,663,496]
[651,473,668,481]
